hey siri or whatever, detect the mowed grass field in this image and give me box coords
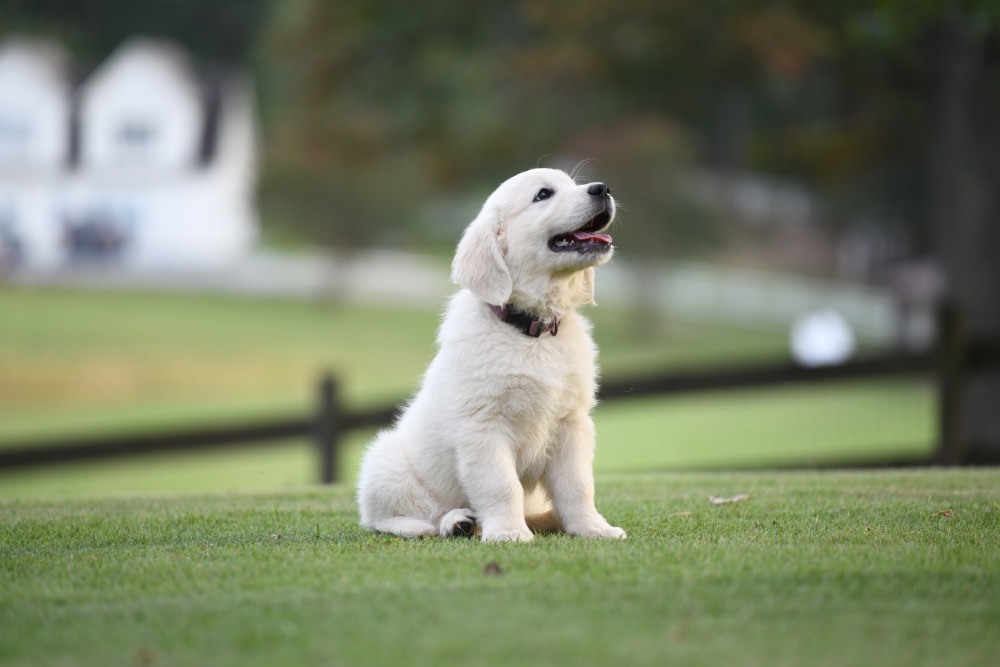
[2,469,998,667]
[0,287,934,497]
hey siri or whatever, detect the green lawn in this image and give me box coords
[2,469,998,667]
[0,288,772,435]
[0,289,446,440]
[0,287,934,497]
[0,379,935,498]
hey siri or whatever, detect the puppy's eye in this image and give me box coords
[533,188,554,202]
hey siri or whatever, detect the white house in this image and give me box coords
[79,38,206,172]
[0,37,73,268]
[0,37,70,169]
[0,36,257,272]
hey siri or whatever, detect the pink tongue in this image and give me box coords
[572,231,612,244]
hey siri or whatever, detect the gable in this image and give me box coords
[78,38,205,171]
[0,38,71,168]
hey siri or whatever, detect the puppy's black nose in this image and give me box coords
[588,182,609,198]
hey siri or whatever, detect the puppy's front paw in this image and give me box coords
[565,518,628,539]
[439,508,477,538]
[590,525,627,539]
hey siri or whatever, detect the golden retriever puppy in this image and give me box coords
[357,168,625,542]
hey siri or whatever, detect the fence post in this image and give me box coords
[935,302,966,465]
[315,373,342,484]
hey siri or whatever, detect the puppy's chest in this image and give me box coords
[493,337,595,428]
[498,371,582,424]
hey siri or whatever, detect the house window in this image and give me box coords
[115,120,156,159]
[0,117,30,161]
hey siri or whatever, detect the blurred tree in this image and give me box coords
[570,119,721,256]
[262,0,1000,454]
[260,0,529,261]
[568,117,722,334]
[516,0,834,171]
[0,0,267,64]
[262,0,833,261]
[758,0,1000,458]
[513,0,833,335]
[846,0,1000,458]
[918,6,1000,461]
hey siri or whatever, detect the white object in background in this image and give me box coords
[790,309,856,367]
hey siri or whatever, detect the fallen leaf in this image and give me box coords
[483,561,503,576]
[708,494,749,505]
[271,533,282,540]
[928,509,954,518]
[132,646,154,667]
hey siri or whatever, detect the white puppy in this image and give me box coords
[357,168,625,542]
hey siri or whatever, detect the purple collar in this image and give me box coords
[488,304,559,338]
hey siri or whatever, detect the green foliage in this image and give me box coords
[568,118,725,258]
[5,0,999,271]
[9,0,998,267]
[256,0,1000,272]
[845,0,1000,49]
[0,0,267,63]
[259,0,845,255]
[2,469,998,666]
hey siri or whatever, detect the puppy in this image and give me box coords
[357,168,625,542]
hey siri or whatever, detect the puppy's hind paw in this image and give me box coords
[439,509,477,538]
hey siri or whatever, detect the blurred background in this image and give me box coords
[1,0,998,496]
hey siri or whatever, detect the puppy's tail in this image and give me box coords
[525,509,562,534]
[524,487,561,533]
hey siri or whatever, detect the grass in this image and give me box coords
[0,287,787,441]
[0,289,445,439]
[0,379,935,498]
[597,380,935,471]
[2,468,998,667]
[0,287,935,497]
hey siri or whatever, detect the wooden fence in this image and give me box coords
[1,304,998,481]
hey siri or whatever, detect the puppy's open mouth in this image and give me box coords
[548,210,613,254]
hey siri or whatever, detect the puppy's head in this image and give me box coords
[451,168,616,307]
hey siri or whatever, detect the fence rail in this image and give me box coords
[1,304,998,481]
[0,382,399,484]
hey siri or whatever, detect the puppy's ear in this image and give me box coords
[572,267,597,306]
[451,211,512,305]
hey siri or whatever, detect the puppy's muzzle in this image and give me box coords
[548,183,614,254]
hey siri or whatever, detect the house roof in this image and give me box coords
[0,35,71,83]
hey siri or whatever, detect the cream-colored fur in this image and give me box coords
[357,168,626,542]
